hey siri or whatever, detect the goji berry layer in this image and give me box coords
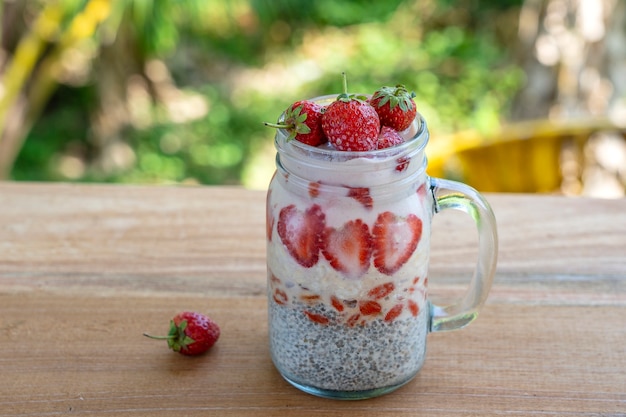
[269,271,427,327]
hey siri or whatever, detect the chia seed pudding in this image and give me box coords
[269,296,428,396]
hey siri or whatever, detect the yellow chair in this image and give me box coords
[427,118,626,193]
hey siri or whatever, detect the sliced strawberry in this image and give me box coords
[368,282,395,299]
[372,211,423,275]
[347,187,373,210]
[277,204,325,268]
[407,299,419,317]
[321,219,373,279]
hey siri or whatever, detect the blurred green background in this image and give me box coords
[1,0,624,195]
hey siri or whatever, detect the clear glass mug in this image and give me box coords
[266,95,498,400]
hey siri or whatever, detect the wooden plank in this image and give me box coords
[0,182,625,416]
[1,183,624,295]
[0,294,624,416]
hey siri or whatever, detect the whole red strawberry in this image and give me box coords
[370,84,417,131]
[144,311,220,356]
[377,126,404,149]
[265,100,327,146]
[321,73,380,151]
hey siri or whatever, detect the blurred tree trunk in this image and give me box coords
[511,0,626,121]
[511,0,626,197]
[0,0,112,179]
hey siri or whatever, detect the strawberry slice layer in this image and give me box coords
[322,219,372,279]
[277,204,326,268]
[372,211,423,275]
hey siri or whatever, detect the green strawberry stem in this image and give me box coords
[142,334,173,340]
[337,72,367,103]
[337,72,349,101]
[263,103,311,141]
[263,121,290,129]
[143,319,195,352]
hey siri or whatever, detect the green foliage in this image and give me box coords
[12,0,524,187]
[252,0,407,27]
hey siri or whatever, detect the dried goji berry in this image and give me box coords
[304,310,330,325]
[384,304,404,322]
[368,282,395,299]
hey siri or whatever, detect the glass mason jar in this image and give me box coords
[266,95,498,400]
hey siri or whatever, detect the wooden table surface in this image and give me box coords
[0,182,624,416]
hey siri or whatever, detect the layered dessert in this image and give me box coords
[266,79,432,398]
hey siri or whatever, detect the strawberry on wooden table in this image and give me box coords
[370,84,417,131]
[321,73,380,151]
[144,311,220,356]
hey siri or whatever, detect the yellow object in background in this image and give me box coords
[427,118,626,194]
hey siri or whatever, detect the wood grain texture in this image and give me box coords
[1,182,625,416]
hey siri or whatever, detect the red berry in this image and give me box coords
[265,100,327,146]
[144,311,220,356]
[330,295,345,312]
[370,84,417,131]
[377,126,404,149]
[321,219,373,279]
[372,211,423,275]
[407,299,420,317]
[346,313,361,327]
[308,181,321,198]
[277,204,326,268]
[368,282,395,299]
[273,288,288,305]
[359,300,382,315]
[395,156,410,172]
[304,310,330,325]
[321,73,380,151]
[384,303,404,322]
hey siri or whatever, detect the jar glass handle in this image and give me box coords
[428,177,498,332]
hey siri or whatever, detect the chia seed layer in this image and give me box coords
[269,299,428,393]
